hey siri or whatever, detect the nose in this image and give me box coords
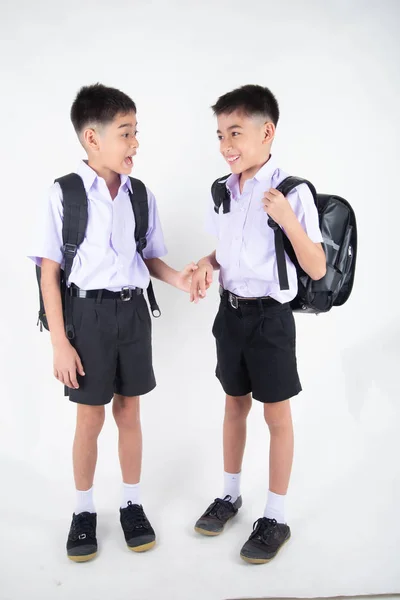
[131,136,139,150]
[220,139,232,154]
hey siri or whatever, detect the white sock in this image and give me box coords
[121,482,141,509]
[75,486,95,514]
[223,471,241,503]
[264,490,286,523]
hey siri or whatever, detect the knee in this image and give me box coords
[112,395,140,429]
[264,401,292,434]
[225,394,252,421]
[76,405,105,438]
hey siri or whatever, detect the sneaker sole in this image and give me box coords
[194,512,237,537]
[194,526,222,536]
[128,540,156,553]
[240,532,291,564]
[68,552,97,563]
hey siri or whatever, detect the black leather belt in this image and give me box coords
[219,286,279,309]
[69,285,143,301]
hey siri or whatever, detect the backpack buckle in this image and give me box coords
[137,237,147,252]
[63,243,78,256]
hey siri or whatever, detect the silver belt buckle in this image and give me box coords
[120,287,132,301]
[228,292,239,309]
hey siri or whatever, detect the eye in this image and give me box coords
[122,133,130,138]
[232,132,240,137]
[217,135,223,141]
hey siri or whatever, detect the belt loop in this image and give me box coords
[257,298,264,318]
[96,289,103,304]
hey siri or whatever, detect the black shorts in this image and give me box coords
[212,295,302,403]
[68,293,155,406]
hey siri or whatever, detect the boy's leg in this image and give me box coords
[194,393,250,536]
[67,403,105,562]
[112,394,142,494]
[240,399,293,564]
[223,393,251,500]
[264,399,293,500]
[73,404,105,494]
[113,393,155,553]
[223,393,252,475]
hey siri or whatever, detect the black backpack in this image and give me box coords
[36,173,160,338]
[211,175,357,314]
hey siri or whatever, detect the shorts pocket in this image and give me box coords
[136,297,152,330]
[212,306,226,338]
[279,309,296,344]
[71,298,87,334]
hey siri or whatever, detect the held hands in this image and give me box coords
[175,262,199,293]
[190,263,213,303]
[262,188,295,228]
[53,339,85,389]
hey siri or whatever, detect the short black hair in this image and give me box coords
[212,84,280,126]
[70,83,136,134]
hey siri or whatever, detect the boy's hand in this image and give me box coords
[175,262,199,293]
[190,263,213,303]
[53,339,85,389]
[262,188,296,228]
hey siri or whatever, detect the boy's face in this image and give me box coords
[216,110,274,177]
[84,111,139,175]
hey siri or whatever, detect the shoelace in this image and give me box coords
[250,517,277,543]
[204,495,235,520]
[70,513,96,541]
[122,501,150,530]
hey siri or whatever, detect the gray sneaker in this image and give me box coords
[194,495,242,536]
[240,517,291,564]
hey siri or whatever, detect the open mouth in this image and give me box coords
[226,155,240,164]
[124,156,133,167]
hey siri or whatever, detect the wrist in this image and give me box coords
[197,257,212,269]
[281,210,298,232]
[172,269,181,288]
[51,333,69,349]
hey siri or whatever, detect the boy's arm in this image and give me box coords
[263,187,326,281]
[190,250,219,303]
[198,250,220,271]
[41,258,84,389]
[144,258,198,292]
[280,216,326,280]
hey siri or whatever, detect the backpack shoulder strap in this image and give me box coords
[270,177,317,290]
[211,174,231,214]
[54,173,88,341]
[276,176,317,202]
[56,173,88,281]
[128,178,160,317]
[128,177,148,252]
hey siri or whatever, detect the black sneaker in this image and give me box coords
[120,501,156,552]
[66,512,97,562]
[240,517,291,564]
[194,495,242,536]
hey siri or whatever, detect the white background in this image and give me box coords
[0,0,399,598]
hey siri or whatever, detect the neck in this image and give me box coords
[239,155,271,193]
[86,159,121,193]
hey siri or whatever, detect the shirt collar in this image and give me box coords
[253,155,278,183]
[76,160,132,194]
[225,154,278,197]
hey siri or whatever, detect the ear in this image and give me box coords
[262,122,275,144]
[82,126,101,152]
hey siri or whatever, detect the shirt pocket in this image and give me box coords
[244,205,275,268]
